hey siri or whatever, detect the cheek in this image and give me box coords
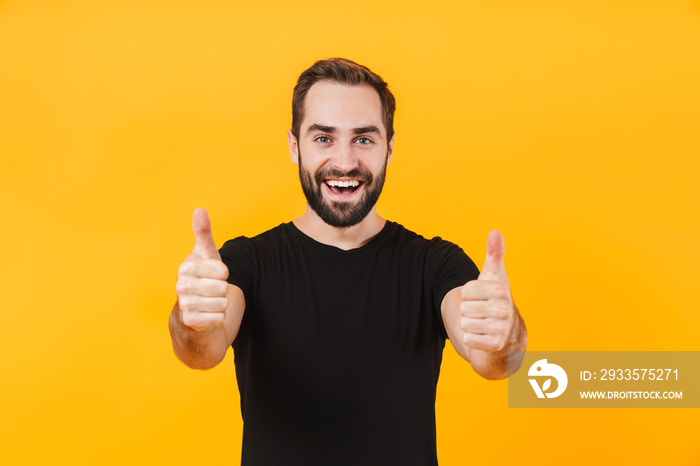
[361,150,388,170]
[298,155,321,176]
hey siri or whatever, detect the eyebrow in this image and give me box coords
[352,126,381,136]
[307,124,336,135]
[306,124,382,137]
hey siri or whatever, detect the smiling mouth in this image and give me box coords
[324,179,364,195]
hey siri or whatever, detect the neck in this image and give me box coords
[293,206,386,251]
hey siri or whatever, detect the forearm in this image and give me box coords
[468,309,528,380]
[169,301,230,370]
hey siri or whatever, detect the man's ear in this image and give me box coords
[288,129,299,165]
[387,133,395,166]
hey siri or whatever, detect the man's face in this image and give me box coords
[288,81,394,228]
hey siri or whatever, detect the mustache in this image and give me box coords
[314,167,373,185]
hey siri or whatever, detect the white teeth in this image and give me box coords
[326,180,360,188]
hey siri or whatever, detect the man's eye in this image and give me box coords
[316,136,331,143]
[356,137,372,145]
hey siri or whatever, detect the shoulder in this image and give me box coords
[220,223,290,252]
[387,221,465,254]
[219,224,297,285]
[387,221,479,275]
[219,224,296,271]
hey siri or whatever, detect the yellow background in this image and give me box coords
[1,0,699,464]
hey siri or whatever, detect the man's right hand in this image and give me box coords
[175,208,230,331]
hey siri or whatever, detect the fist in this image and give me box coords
[459,230,516,352]
[175,208,230,331]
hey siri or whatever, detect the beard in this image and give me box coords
[298,151,388,228]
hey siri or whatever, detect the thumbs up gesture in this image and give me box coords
[175,208,230,331]
[459,230,516,352]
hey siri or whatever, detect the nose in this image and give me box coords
[331,142,359,174]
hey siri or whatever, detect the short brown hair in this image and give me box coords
[291,58,396,142]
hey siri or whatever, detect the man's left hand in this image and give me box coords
[459,230,516,352]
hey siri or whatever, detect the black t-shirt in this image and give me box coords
[220,221,479,466]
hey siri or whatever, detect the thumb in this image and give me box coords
[192,207,220,260]
[479,230,506,280]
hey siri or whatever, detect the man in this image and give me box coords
[169,58,527,465]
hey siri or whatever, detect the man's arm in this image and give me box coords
[442,287,527,379]
[441,230,528,380]
[170,284,245,370]
[168,208,246,370]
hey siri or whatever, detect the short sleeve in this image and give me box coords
[219,236,256,310]
[429,238,481,338]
